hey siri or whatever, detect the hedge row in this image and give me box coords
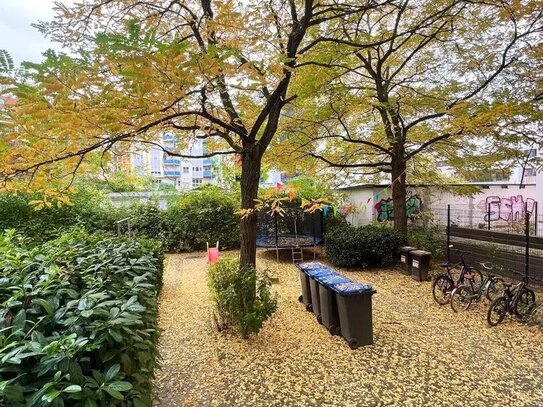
[325,224,405,268]
[0,186,240,252]
[0,230,164,406]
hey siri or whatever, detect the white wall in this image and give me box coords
[340,184,538,228]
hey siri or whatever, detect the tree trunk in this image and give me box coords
[239,146,262,268]
[391,156,407,235]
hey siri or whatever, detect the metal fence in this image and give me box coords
[431,205,543,286]
[431,202,542,237]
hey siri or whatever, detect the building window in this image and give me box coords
[525,148,538,159]
[524,167,537,177]
[193,166,201,172]
[192,179,202,187]
[183,167,189,173]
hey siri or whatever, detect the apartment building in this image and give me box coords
[130,133,216,189]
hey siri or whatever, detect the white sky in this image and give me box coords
[0,0,70,65]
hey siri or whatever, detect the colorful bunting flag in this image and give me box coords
[340,205,347,215]
[323,205,329,216]
[301,198,309,208]
[275,182,283,192]
[333,206,338,216]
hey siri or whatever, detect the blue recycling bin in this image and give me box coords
[296,262,328,311]
[316,273,351,334]
[308,269,336,318]
[331,281,376,349]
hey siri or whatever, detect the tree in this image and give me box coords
[285,0,543,234]
[0,0,391,267]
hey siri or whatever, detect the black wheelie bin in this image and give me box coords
[331,281,376,349]
[316,273,351,335]
[296,262,327,312]
[308,269,336,318]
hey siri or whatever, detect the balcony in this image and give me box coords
[163,158,181,165]
[163,170,181,177]
[203,158,214,166]
[203,169,213,178]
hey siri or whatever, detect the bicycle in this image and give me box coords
[432,248,483,306]
[530,302,543,328]
[487,280,536,326]
[450,264,505,312]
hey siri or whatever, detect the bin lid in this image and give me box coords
[296,262,326,272]
[400,246,417,252]
[316,274,351,286]
[411,250,431,256]
[330,281,375,295]
[306,269,336,278]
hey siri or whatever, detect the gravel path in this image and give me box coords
[155,251,543,407]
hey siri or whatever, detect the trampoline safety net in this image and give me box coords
[256,208,323,248]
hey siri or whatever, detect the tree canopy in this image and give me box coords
[275,0,543,231]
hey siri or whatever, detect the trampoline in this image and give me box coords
[256,234,323,248]
[256,207,324,261]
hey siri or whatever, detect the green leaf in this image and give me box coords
[108,328,123,342]
[84,399,98,407]
[12,309,26,332]
[103,386,124,400]
[105,364,120,382]
[33,298,54,316]
[107,381,132,392]
[42,389,62,402]
[0,379,13,391]
[63,384,81,393]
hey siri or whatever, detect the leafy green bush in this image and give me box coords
[325,224,405,267]
[408,225,445,259]
[164,186,240,251]
[207,257,277,338]
[0,229,163,406]
[0,188,119,244]
[0,185,239,253]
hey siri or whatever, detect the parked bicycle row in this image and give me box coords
[431,248,541,327]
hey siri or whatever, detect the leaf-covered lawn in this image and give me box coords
[155,251,543,407]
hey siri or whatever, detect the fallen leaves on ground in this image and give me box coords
[154,250,543,407]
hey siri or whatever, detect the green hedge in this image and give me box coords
[325,224,405,268]
[0,186,240,252]
[0,230,163,406]
[408,225,444,259]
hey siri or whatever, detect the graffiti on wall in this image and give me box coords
[375,195,422,222]
[478,195,536,222]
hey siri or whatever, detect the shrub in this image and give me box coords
[325,224,405,267]
[0,230,163,406]
[207,257,277,338]
[0,188,119,244]
[0,185,240,253]
[408,225,445,259]
[164,186,240,251]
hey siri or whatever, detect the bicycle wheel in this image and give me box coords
[487,296,508,326]
[462,267,483,291]
[485,277,505,301]
[450,285,473,312]
[513,288,536,321]
[531,304,543,328]
[432,274,454,305]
